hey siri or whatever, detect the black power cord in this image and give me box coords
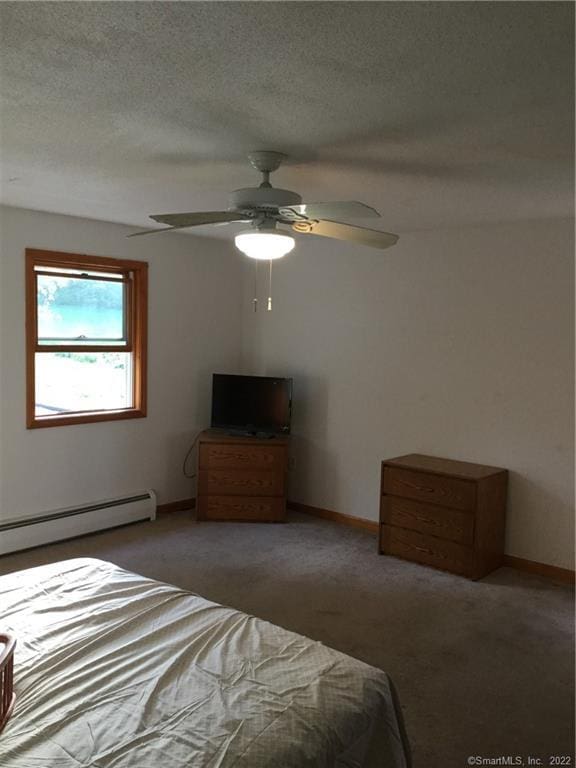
[182,430,204,479]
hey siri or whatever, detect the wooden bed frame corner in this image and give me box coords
[0,633,16,734]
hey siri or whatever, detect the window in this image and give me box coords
[26,249,147,428]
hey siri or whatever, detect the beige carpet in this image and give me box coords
[0,510,573,767]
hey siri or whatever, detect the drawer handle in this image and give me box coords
[413,545,433,555]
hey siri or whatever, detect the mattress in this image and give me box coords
[0,558,410,767]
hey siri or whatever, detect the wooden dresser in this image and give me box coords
[197,430,289,522]
[379,454,507,579]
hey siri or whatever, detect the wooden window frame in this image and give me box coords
[26,249,148,429]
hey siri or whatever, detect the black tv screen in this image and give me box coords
[211,374,292,435]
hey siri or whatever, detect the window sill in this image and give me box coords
[27,408,146,429]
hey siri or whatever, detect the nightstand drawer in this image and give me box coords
[383,467,475,511]
[381,496,474,546]
[198,495,285,521]
[198,469,285,497]
[199,443,285,470]
[380,525,472,577]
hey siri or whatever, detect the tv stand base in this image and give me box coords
[197,430,289,522]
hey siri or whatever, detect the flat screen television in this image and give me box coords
[210,374,292,436]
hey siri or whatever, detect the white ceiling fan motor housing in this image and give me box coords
[229,186,302,212]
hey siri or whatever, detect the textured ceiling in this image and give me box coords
[0,1,573,236]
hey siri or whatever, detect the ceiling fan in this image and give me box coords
[128,151,399,258]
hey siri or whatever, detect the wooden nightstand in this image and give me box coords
[197,430,289,522]
[379,454,507,579]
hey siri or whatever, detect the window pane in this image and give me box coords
[35,352,133,415]
[37,274,126,343]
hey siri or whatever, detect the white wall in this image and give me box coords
[0,206,243,520]
[242,219,575,569]
[1,207,573,569]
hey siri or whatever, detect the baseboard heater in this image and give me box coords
[0,491,156,556]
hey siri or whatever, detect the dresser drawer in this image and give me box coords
[198,469,284,497]
[380,525,473,576]
[199,443,285,470]
[198,495,285,521]
[383,467,475,512]
[381,496,474,546]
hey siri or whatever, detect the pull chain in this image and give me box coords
[253,261,258,312]
[267,259,273,311]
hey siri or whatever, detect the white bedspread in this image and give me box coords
[0,558,409,767]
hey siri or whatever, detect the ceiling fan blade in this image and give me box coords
[127,225,194,238]
[150,211,250,226]
[280,201,380,220]
[291,219,398,250]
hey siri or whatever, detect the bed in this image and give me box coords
[0,558,410,767]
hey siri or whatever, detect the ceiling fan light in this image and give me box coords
[235,231,295,260]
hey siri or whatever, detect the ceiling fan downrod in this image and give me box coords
[247,150,286,189]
